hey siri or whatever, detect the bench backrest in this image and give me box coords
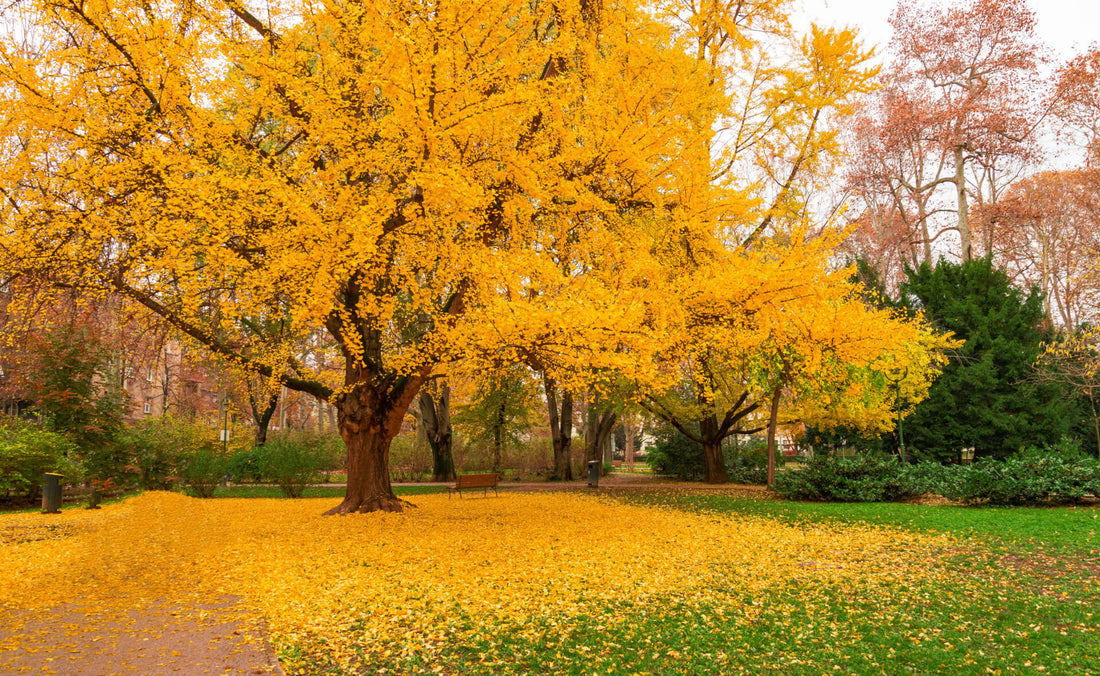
[454,473,498,489]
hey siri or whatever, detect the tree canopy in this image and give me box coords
[0,0,954,507]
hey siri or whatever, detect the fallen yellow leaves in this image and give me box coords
[0,492,955,672]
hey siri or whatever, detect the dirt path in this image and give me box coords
[0,598,282,675]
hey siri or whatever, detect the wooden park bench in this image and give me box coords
[449,473,499,498]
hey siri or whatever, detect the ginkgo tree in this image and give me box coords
[0,0,726,512]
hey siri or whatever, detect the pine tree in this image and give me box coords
[900,258,1074,461]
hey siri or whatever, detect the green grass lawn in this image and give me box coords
[501,492,1097,675]
[394,493,1100,674]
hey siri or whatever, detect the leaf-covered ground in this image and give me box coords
[1,490,1096,674]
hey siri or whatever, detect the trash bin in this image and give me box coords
[42,473,63,514]
[587,460,600,488]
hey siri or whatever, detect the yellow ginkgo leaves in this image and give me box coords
[0,492,956,673]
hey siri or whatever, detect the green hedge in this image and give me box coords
[773,438,1100,505]
[772,454,918,502]
[223,431,343,497]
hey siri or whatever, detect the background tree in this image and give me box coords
[888,0,1047,261]
[974,169,1100,328]
[453,366,537,475]
[899,258,1073,461]
[1035,329,1100,457]
[417,380,455,483]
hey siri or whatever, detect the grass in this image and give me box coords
[619,491,1100,555]
[0,490,142,515]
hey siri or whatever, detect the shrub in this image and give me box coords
[228,446,266,484]
[113,416,214,489]
[937,438,1100,505]
[256,432,339,497]
[772,453,917,502]
[645,423,705,481]
[899,462,953,496]
[726,437,770,485]
[179,445,228,498]
[389,433,433,481]
[0,417,80,498]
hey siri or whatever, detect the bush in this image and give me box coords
[774,438,1100,505]
[389,433,433,481]
[726,437,770,485]
[179,446,228,498]
[772,453,917,502]
[0,417,79,498]
[113,416,214,489]
[937,438,1100,505]
[898,462,952,496]
[228,446,266,484]
[646,427,705,481]
[255,432,340,497]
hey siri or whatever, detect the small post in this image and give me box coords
[42,473,63,514]
[86,486,102,509]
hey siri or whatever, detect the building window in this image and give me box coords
[124,366,133,380]
[143,401,152,415]
[146,367,154,382]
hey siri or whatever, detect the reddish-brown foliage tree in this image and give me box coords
[974,169,1100,328]
[1055,46,1100,166]
[879,0,1047,261]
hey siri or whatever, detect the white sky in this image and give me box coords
[794,0,1100,63]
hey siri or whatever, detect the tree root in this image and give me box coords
[323,494,417,515]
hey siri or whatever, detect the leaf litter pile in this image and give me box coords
[0,491,957,673]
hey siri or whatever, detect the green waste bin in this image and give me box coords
[42,473,63,514]
[587,460,600,488]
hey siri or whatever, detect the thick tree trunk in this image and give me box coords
[700,414,728,484]
[419,383,456,483]
[545,377,574,480]
[328,417,405,514]
[326,367,425,514]
[765,387,781,487]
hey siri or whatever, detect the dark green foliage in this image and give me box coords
[772,453,917,502]
[645,423,705,481]
[725,436,770,484]
[773,439,1100,505]
[227,445,266,484]
[802,424,889,456]
[0,417,79,498]
[646,425,771,484]
[899,259,1074,462]
[937,438,1100,506]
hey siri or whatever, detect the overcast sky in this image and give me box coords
[793,0,1100,64]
